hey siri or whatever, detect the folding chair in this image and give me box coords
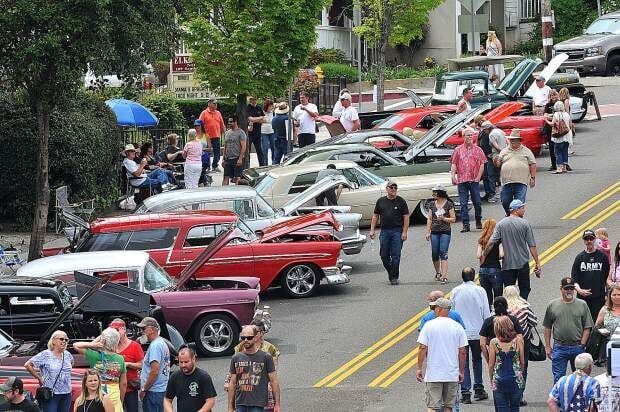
[55,186,95,233]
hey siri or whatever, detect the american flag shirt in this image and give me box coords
[550,371,601,411]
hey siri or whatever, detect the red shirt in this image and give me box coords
[119,340,144,390]
[450,144,487,183]
[199,108,225,138]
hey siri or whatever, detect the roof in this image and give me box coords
[16,251,152,278]
[90,210,238,233]
[439,70,490,81]
[266,160,359,178]
[141,187,258,209]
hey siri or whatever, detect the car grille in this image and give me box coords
[558,50,585,61]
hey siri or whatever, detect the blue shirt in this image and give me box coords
[140,337,170,392]
[29,349,74,395]
[419,310,466,331]
[271,113,289,140]
[550,371,600,411]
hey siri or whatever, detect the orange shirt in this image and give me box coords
[199,108,225,138]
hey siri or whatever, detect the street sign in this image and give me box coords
[457,14,489,33]
[459,0,487,13]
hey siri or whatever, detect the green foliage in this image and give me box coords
[602,0,620,13]
[509,22,543,55]
[318,63,360,83]
[0,92,120,228]
[137,92,185,129]
[551,0,598,42]
[176,99,237,126]
[308,48,347,66]
[362,65,447,82]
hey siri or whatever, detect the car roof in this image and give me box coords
[141,187,258,209]
[266,160,359,178]
[91,210,238,233]
[439,70,489,81]
[16,251,152,278]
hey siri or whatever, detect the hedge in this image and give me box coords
[0,91,120,228]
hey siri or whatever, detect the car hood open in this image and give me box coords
[258,210,342,242]
[524,53,569,98]
[496,58,541,97]
[280,174,354,216]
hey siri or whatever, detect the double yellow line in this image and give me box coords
[561,181,620,220]
[314,191,620,389]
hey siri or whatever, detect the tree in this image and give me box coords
[181,0,326,130]
[0,0,181,260]
[353,0,442,111]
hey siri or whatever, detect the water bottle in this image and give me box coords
[370,238,376,252]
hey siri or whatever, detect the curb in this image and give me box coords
[580,76,620,87]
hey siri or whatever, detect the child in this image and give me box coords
[595,227,611,263]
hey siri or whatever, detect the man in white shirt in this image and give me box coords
[332,88,349,118]
[450,267,490,404]
[292,92,319,148]
[338,93,360,132]
[417,298,467,412]
[122,144,173,193]
[532,75,551,115]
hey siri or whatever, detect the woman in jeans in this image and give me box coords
[477,219,503,306]
[424,184,456,284]
[545,101,573,174]
[260,99,276,165]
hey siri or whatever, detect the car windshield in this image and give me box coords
[76,232,131,252]
[0,330,13,351]
[235,219,257,241]
[255,174,276,193]
[143,260,173,292]
[373,114,403,129]
[585,18,620,34]
[434,78,486,99]
[285,150,328,165]
[351,166,386,185]
[255,195,275,218]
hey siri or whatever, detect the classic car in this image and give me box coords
[20,246,260,356]
[134,182,366,255]
[255,160,457,226]
[49,210,350,299]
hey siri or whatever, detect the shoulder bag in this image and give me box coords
[36,351,65,403]
[552,113,569,138]
[528,328,547,362]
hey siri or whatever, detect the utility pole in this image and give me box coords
[541,0,554,62]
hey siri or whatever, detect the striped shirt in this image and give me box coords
[509,305,538,340]
[549,371,600,411]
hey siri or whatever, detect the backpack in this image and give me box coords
[552,113,569,138]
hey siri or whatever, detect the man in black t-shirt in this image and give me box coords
[164,347,216,412]
[572,229,611,322]
[247,96,266,167]
[0,378,40,412]
[369,180,410,285]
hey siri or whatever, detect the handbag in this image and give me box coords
[552,114,569,138]
[36,351,64,403]
[528,328,547,362]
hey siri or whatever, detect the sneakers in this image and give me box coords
[161,183,176,191]
[489,194,500,203]
[474,388,489,401]
[211,167,222,173]
[460,225,470,233]
[461,394,472,404]
[389,279,399,285]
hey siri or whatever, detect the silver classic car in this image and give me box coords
[134,177,366,255]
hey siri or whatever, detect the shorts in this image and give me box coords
[223,158,242,178]
[425,381,458,409]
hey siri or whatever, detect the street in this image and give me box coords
[198,86,620,410]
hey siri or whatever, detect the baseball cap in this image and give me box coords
[386,180,398,188]
[509,199,526,211]
[194,119,203,126]
[481,121,493,129]
[582,229,596,240]
[561,277,575,288]
[137,317,160,329]
[434,298,452,309]
[536,75,545,81]
[0,377,23,392]
[340,92,352,101]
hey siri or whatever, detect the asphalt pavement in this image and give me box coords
[200,86,620,411]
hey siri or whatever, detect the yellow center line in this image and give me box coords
[561,180,620,220]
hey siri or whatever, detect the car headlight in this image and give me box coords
[585,47,602,57]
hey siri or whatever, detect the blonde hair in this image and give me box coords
[48,330,68,351]
[166,133,179,145]
[473,115,486,127]
[558,87,570,101]
[503,285,528,311]
[75,369,104,407]
[487,31,497,41]
[595,227,608,239]
[187,129,198,140]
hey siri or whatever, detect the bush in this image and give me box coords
[552,0,598,42]
[308,48,347,66]
[362,65,447,83]
[175,99,237,126]
[137,92,185,129]
[0,91,120,228]
[317,63,359,83]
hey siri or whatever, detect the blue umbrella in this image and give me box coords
[105,98,159,127]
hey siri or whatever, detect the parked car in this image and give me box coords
[134,183,366,255]
[554,11,620,76]
[255,160,457,226]
[18,244,260,355]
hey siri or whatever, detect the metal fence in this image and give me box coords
[122,128,189,152]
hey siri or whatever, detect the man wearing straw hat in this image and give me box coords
[272,102,290,164]
[122,144,174,193]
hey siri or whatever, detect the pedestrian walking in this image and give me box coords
[450,267,490,404]
[450,128,486,232]
[24,330,73,412]
[222,116,247,186]
[531,75,551,116]
[164,346,216,412]
[425,184,456,284]
[594,227,611,264]
[271,102,290,164]
[73,328,127,412]
[546,101,573,174]
[199,98,226,172]
[338,93,360,132]
[260,99,276,165]
[369,180,410,285]
[457,88,473,113]
[488,124,507,197]
[483,199,541,299]
[315,164,342,206]
[543,90,560,171]
[73,370,114,412]
[109,319,143,412]
[416,298,468,412]
[183,129,204,189]
[228,325,281,412]
[543,277,594,384]
[488,315,525,412]
[547,353,600,411]
[292,92,318,148]
[0,377,40,412]
[608,241,620,287]
[138,317,170,412]
[558,87,576,156]
[494,130,537,216]
[247,96,266,166]
[419,290,466,331]
[477,218,504,306]
[480,297,525,364]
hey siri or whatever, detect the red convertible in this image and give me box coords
[52,210,350,299]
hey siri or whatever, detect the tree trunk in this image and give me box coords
[28,99,51,260]
[376,1,393,112]
[236,93,250,169]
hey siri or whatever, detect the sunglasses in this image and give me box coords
[55,337,69,342]
[584,237,595,241]
[240,335,255,341]
[387,185,397,189]
[563,286,575,290]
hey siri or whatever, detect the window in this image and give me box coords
[373,115,403,129]
[125,229,178,250]
[184,224,231,247]
[288,172,318,194]
[520,0,540,21]
[143,260,173,292]
[256,196,275,218]
[6,295,58,315]
[335,151,392,168]
[76,232,131,252]
[585,18,620,35]
[365,135,408,153]
[178,199,255,220]
[341,168,376,187]
[95,270,139,290]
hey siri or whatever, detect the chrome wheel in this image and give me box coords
[282,264,318,298]
[193,314,237,356]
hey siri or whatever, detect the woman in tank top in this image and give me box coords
[73,369,114,412]
[488,316,525,411]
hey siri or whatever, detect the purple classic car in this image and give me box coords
[16,228,261,356]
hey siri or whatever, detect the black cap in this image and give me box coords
[582,229,596,240]
[0,377,23,392]
[561,277,575,288]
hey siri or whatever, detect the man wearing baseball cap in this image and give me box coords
[0,377,40,412]
[338,93,360,132]
[571,229,611,322]
[138,317,170,412]
[543,277,593,383]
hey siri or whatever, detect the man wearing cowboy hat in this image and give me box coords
[338,93,360,132]
[122,144,174,193]
[272,102,290,164]
[494,129,536,216]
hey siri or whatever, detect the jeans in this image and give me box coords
[493,389,522,412]
[457,181,482,225]
[500,183,528,216]
[549,139,556,169]
[41,392,72,412]
[462,340,484,395]
[554,141,569,166]
[298,133,316,148]
[123,390,139,412]
[143,391,165,412]
[261,133,276,165]
[250,134,266,166]
[137,168,173,191]
[273,138,288,164]
[210,137,221,169]
[235,407,265,412]
[552,343,584,383]
[482,162,496,197]
[379,227,403,281]
[501,264,531,300]
[430,233,450,262]
[479,267,503,307]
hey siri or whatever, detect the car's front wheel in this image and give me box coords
[606,55,620,76]
[193,314,239,357]
[281,264,320,298]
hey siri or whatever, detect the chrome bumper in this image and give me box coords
[340,234,367,255]
[322,265,352,285]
